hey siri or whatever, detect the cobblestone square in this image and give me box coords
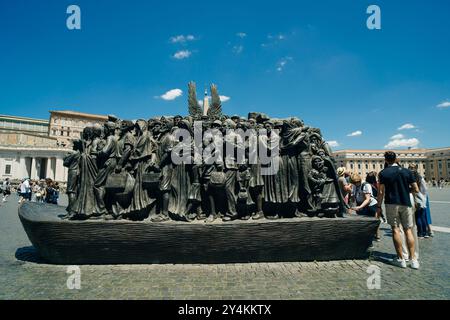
[1,190,449,300]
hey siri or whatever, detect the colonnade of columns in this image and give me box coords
[18,156,66,181]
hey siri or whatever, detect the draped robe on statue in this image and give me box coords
[125,130,157,216]
[261,131,290,203]
[169,139,193,219]
[70,141,98,217]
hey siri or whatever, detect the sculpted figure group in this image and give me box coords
[63,112,348,222]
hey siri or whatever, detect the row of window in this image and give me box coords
[51,129,81,137]
[344,161,425,171]
[52,118,94,128]
[428,160,450,170]
[0,120,48,132]
[348,153,424,158]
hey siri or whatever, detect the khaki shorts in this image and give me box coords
[385,204,414,229]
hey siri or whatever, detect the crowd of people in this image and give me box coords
[338,163,434,239]
[337,151,436,270]
[429,177,448,189]
[0,177,60,205]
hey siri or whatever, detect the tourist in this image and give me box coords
[43,179,59,205]
[26,179,32,201]
[377,151,420,269]
[349,173,378,217]
[410,170,428,239]
[33,182,43,202]
[39,182,46,202]
[425,195,434,237]
[2,178,11,202]
[349,173,380,240]
[337,167,351,205]
[53,182,60,205]
[365,171,386,223]
[17,180,23,202]
[408,164,432,238]
[19,178,31,204]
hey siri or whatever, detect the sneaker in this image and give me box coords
[392,258,407,268]
[410,259,420,270]
[424,235,430,239]
[429,232,434,237]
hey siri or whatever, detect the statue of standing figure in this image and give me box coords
[62,139,82,218]
[67,126,98,220]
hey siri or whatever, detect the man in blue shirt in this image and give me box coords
[377,151,420,269]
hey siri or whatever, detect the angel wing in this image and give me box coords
[207,83,222,120]
[188,81,202,119]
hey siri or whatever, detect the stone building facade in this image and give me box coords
[424,147,450,181]
[0,111,108,182]
[0,114,49,136]
[0,133,68,182]
[48,110,108,147]
[333,148,450,181]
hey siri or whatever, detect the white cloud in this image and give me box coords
[199,95,230,105]
[327,140,340,148]
[390,134,404,140]
[347,130,362,137]
[398,123,416,130]
[173,50,192,59]
[232,45,243,54]
[160,89,183,101]
[219,95,230,102]
[268,33,286,40]
[170,34,195,44]
[384,138,420,149]
[262,33,287,48]
[236,32,247,38]
[437,101,450,108]
[276,56,293,72]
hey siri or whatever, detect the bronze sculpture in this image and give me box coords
[60,82,348,222]
[19,82,382,265]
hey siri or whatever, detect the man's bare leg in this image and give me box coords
[404,227,416,260]
[392,227,404,259]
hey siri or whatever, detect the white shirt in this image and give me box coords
[353,183,378,207]
[20,180,30,193]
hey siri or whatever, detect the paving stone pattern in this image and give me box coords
[1,191,449,300]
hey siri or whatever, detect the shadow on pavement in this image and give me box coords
[15,246,46,264]
[370,250,397,265]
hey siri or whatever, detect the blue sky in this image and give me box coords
[0,0,449,150]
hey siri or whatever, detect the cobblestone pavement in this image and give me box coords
[1,190,449,300]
